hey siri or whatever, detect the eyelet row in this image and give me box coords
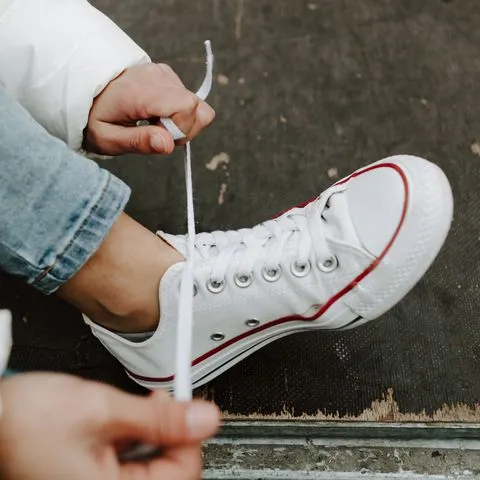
[210,318,261,342]
[202,255,338,295]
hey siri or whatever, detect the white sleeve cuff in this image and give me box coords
[0,0,150,150]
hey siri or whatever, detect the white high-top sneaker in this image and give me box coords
[84,155,453,390]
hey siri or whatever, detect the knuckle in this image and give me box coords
[185,93,200,112]
[158,63,175,75]
[202,105,216,125]
[171,112,193,136]
[142,63,160,81]
[146,62,159,74]
[129,133,142,152]
[209,106,216,121]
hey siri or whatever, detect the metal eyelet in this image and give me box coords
[234,272,253,288]
[206,278,226,294]
[210,333,225,342]
[317,254,338,273]
[290,260,311,278]
[245,318,260,327]
[262,265,282,282]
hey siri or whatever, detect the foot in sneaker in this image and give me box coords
[83,155,453,390]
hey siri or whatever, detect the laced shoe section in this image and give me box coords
[158,183,369,293]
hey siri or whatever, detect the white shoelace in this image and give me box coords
[167,185,346,290]
[160,41,213,401]
[159,42,343,400]
[195,196,335,284]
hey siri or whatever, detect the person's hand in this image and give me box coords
[84,63,216,155]
[0,372,220,480]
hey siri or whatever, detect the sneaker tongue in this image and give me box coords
[157,231,188,257]
[321,193,363,247]
[158,193,364,261]
[158,231,223,259]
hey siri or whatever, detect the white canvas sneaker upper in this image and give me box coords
[84,155,453,390]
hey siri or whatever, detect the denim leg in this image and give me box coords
[0,87,131,294]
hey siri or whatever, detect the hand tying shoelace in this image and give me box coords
[160,41,214,401]
[118,41,214,464]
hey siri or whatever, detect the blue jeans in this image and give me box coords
[0,87,131,294]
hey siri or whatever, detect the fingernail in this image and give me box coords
[186,403,219,437]
[151,134,166,152]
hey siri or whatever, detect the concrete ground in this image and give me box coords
[3,0,480,424]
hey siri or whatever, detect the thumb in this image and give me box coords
[103,389,221,445]
[87,123,176,156]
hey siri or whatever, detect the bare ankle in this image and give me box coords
[58,213,183,333]
[89,305,159,333]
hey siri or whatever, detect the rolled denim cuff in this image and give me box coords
[31,173,130,294]
[0,87,131,295]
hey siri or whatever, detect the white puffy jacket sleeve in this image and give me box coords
[0,0,150,150]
